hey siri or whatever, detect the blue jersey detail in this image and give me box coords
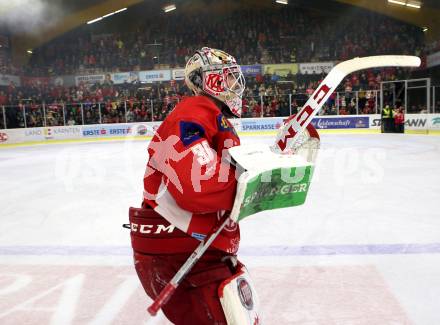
[179,121,205,146]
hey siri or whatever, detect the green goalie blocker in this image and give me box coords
[228,142,318,222]
[234,165,314,222]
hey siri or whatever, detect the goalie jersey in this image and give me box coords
[143,95,241,253]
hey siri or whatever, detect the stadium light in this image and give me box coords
[87,7,127,25]
[388,0,406,5]
[422,27,428,32]
[275,0,288,4]
[387,0,421,9]
[163,4,176,13]
[27,49,33,54]
[406,1,421,8]
[87,17,103,24]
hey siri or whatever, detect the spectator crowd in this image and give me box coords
[0,3,436,129]
[1,5,425,76]
[0,65,417,129]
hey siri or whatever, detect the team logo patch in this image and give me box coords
[237,277,254,310]
[217,114,237,136]
[217,213,238,232]
[217,114,229,131]
[205,73,224,94]
[179,121,205,146]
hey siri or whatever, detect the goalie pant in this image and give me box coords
[130,207,247,325]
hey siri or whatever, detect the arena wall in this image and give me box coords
[1,114,439,148]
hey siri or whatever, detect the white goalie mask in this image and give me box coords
[185,47,245,117]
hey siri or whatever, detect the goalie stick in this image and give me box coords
[274,55,421,153]
[147,55,421,316]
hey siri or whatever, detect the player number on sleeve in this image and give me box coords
[191,140,215,165]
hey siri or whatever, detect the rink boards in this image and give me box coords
[1,114,440,148]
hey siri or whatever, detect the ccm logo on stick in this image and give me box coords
[277,84,331,151]
[313,84,330,104]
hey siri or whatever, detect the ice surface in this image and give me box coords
[1,133,439,324]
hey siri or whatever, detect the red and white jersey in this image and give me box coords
[143,95,241,253]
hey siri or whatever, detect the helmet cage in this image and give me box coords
[202,66,245,97]
[201,65,245,117]
[185,47,245,117]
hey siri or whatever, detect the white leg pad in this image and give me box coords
[218,263,261,325]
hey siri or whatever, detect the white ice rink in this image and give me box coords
[1,133,440,325]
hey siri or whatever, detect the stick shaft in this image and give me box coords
[147,215,231,315]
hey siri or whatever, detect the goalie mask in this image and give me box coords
[185,47,245,117]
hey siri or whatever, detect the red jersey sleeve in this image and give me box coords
[145,96,240,213]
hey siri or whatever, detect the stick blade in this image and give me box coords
[337,55,421,75]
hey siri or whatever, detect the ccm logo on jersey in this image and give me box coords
[130,223,175,234]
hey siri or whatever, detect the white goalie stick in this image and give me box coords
[147,55,421,317]
[274,55,421,153]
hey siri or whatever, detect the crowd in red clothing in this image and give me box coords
[0,64,416,130]
[0,79,190,128]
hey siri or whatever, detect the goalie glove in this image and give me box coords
[282,116,320,163]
